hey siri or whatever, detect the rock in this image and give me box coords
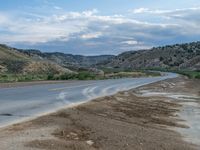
[86,140,94,146]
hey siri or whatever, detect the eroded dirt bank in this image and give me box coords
[0,77,199,150]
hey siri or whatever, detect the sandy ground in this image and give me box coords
[0,77,199,150]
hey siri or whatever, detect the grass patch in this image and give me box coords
[175,70,200,79]
[0,74,49,83]
[49,72,98,80]
[101,67,161,77]
[0,72,100,83]
[146,67,200,79]
[0,70,162,83]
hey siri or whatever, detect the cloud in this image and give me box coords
[129,7,200,26]
[54,6,62,10]
[130,7,200,15]
[131,8,151,14]
[1,6,200,55]
[81,32,102,39]
[0,9,173,44]
[121,40,138,45]
[0,14,8,25]
[129,7,200,35]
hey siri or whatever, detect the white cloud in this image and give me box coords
[82,9,98,16]
[0,9,168,44]
[54,6,62,10]
[122,40,138,45]
[54,9,98,21]
[131,8,150,14]
[130,8,170,14]
[0,13,10,25]
[1,7,200,54]
[130,7,200,15]
[81,32,102,39]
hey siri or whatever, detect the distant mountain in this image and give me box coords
[101,42,200,71]
[17,49,114,69]
[0,44,114,75]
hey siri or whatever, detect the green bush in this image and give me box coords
[47,74,55,80]
[194,74,200,79]
[60,73,76,80]
[76,72,95,80]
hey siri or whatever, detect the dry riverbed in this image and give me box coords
[0,77,199,150]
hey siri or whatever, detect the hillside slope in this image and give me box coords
[0,44,113,82]
[17,49,114,69]
[0,45,30,74]
[0,45,29,60]
[103,42,200,71]
[1,41,200,80]
[0,45,72,75]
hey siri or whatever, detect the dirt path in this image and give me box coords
[0,77,199,150]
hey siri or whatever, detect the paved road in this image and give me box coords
[0,73,177,127]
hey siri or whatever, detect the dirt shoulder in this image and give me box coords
[0,77,199,150]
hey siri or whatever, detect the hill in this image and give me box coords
[0,45,72,82]
[0,44,30,74]
[1,41,200,81]
[0,44,114,74]
[17,49,114,69]
[0,44,115,82]
[102,42,200,71]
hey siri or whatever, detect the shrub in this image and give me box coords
[47,74,54,80]
[195,74,200,79]
[76,72,95,80]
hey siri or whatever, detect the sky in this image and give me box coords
[0,0,200,55]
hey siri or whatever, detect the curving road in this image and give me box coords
[0,73,177,127]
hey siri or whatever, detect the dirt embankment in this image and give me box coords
[0,77,199,150]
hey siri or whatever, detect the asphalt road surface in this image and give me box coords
[0,73,177,128]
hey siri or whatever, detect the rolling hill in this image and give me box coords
[17,49,114,69]
[0,44,114,82]
[1,41,200,81]
[101,42,200,71]
[0,44,72,75]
